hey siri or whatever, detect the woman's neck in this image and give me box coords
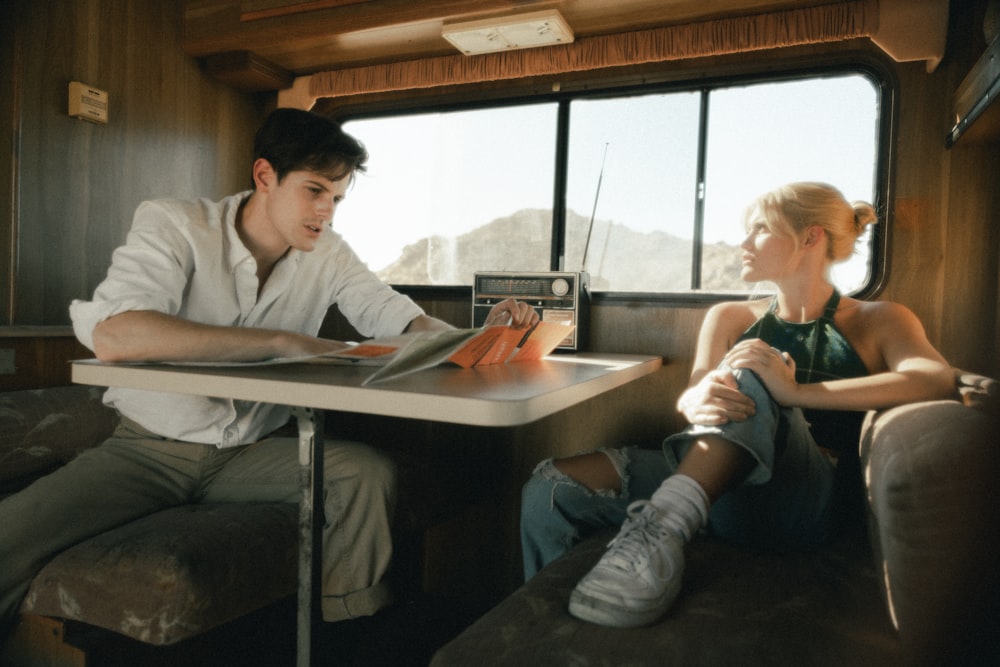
[773,281,835,323]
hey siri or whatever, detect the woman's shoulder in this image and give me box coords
[705,298,769,335]
[840,296,919,327]
[708,297,770,319]
[837,297,929,359]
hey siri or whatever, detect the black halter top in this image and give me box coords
[737,289,870,453]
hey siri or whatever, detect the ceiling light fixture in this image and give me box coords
[442,10,574,56]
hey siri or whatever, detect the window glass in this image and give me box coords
[337,71,881,295]
[565,93,701,291]
[701,75,879,294]
[339,105,557,284]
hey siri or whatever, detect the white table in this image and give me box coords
[72,353,661,666]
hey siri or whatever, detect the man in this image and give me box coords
[0,108,536,632]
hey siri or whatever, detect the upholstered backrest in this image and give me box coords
[0,385,118,493]
[860,369,998,665]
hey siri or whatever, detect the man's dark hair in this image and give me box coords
[252,108,368,188]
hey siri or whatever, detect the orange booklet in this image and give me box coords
[162,322,574,378]
[354,320,574,384]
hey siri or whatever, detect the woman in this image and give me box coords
[519,182,956,628]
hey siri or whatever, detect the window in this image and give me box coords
[563,92,701,292]
[338,105,557,284]
[337,69,885,296]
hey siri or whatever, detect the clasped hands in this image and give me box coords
[678,339,799,425]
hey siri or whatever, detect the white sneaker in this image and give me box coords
[568,500,685,627]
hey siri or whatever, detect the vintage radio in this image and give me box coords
[472,271,589,350]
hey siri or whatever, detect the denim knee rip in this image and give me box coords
[530,446,635,506]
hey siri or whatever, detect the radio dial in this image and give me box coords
[551,278,570,296]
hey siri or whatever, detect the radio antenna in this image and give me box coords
[581,142,609,271]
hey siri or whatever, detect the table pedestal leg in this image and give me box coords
[293,407,324,667]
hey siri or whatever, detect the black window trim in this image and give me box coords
[336,54,897,305]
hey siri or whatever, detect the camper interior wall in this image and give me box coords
[0,0,264,364]
[2,1,998,384]
[0,0,997,621]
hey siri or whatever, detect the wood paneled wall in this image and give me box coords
[2,0,263,328]
[0,0,996,611]
[0,328,90,392]
[4,1,998,382]
[879,4,1000,377]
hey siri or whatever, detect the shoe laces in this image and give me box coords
[602,501,672,573]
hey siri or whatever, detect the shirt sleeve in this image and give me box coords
[70,200,195,351]
[322,235,425,339]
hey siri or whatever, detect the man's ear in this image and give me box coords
[252,158,276,191]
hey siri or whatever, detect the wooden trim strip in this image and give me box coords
[310,0,878,98]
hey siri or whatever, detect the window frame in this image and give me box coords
[333,54,896,305]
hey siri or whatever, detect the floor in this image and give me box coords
[320,594,475,667]
[52,594,476,667]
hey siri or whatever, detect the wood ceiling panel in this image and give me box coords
[185,0,838,88]
[240,0,378,22]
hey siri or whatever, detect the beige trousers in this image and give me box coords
[0,419,397,626]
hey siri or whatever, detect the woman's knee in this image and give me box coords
[727,366,772,403]
[550,450,623,494]
[520,455,610,520]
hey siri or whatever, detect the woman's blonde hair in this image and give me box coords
[747,182,877,263]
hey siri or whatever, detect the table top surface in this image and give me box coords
[72,353,661,427]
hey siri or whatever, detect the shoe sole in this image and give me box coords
[567,586,673,628]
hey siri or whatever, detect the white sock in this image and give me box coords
[648,474,710,541]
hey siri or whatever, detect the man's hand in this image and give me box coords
[483,298,540,329]
[405,298,538,334]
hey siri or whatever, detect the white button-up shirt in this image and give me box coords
[70,192,424,446]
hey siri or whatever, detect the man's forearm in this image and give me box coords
[403,314,455,334]
[91,310,334,363]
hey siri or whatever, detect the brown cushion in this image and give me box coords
[21,502,298,645]
[432,526,900,666]
[861,397,998,664]
[0,386,118,487]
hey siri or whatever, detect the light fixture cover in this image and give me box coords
[442,10,574,55]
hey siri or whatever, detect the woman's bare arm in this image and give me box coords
[676,302,759,425]
[727,301,955,411]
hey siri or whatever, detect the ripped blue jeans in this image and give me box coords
[520,366,838,580]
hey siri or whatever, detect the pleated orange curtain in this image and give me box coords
[309,0,879,99]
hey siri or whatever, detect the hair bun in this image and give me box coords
[852,201,878,232]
